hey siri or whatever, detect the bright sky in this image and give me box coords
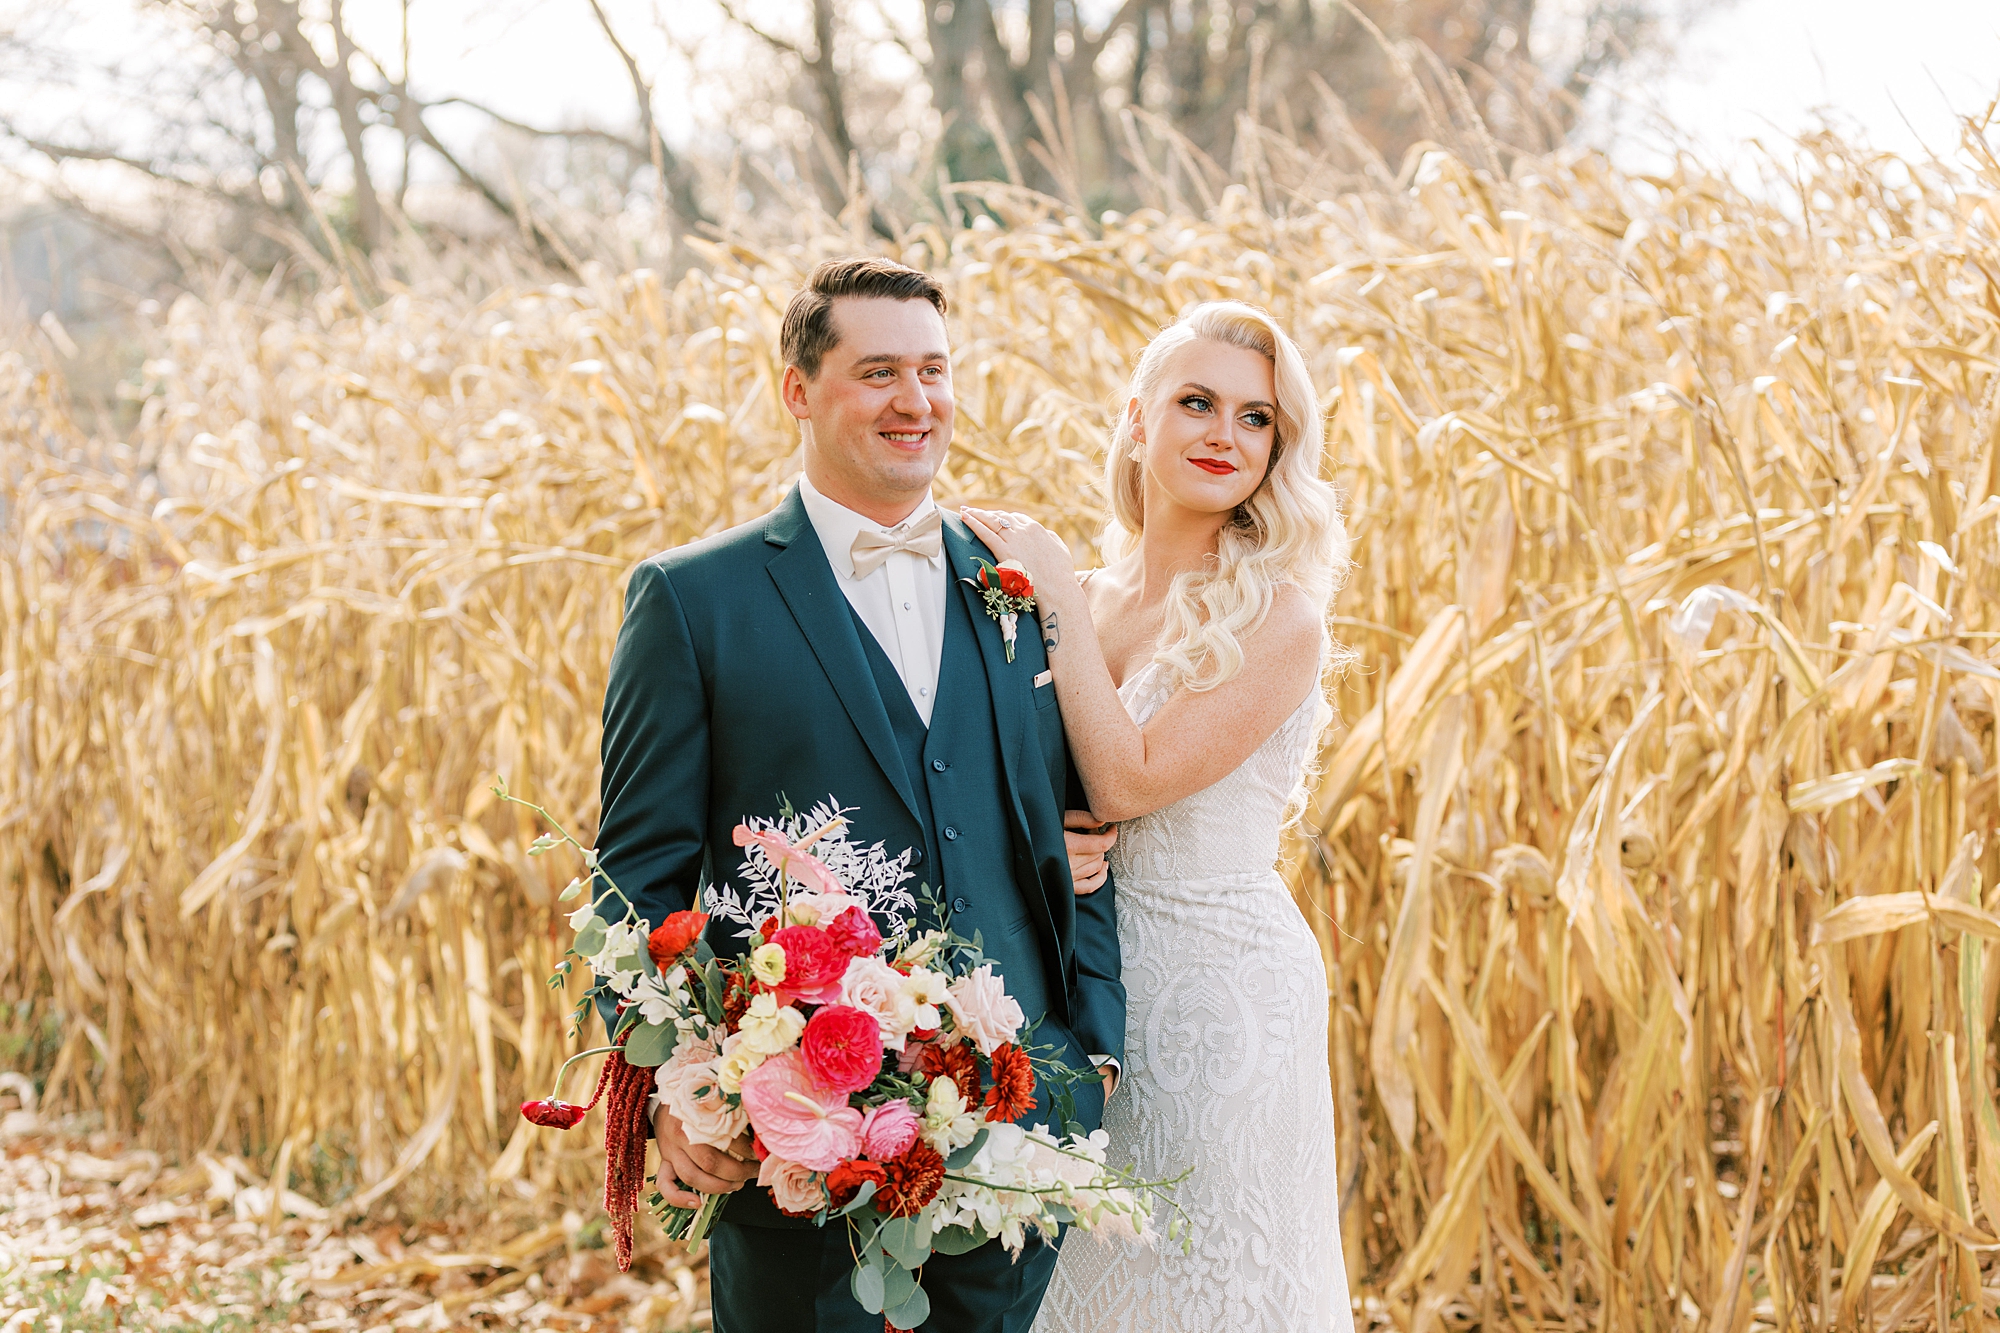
[4,0,1998,187]
[1616,0,2000,166]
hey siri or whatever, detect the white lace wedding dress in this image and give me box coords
[1034,659,1355,1333]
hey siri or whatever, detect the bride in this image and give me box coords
[962,300,1356,1333]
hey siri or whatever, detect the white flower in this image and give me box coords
[901,967,950,1006]
[568,903,597,930]
[714,1040,765,1095]
[840,957,919,1049]
[750,941,787,985]
[922,1075,980,1153]
[734,992,806,1058]
[627,970,684,1027]
[783,889,862,927]
[898,931,945,969]
[944,964,1025,1055]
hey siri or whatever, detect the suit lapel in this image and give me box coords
[943,517,1035,831]
[764,489,924,828]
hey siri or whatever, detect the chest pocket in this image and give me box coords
[1033,672,1059,711]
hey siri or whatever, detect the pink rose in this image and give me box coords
[825,905,883,958]
[770,925,849,1006]
[739,1051,863,1171]
[943,964,1025,1056]
[800,1005,885,1095]
[859,1100,921,1160]
[756,1154,824,1217]
[653,1039,747,1152]
[840,957,918,1051]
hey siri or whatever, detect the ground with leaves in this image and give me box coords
[0,1104,709,1332]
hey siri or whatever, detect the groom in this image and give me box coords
[596,257,1125,1331]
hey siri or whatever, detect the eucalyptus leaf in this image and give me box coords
[851,1263,886,1314]
[884,1281,931,1331]
[928,1224,988,1255]
[830,1180,880,1217]
[571,918,607,959]
[883,1263,917,1307]
[622,1021,677,1068]
[879,1217,930,1269]
[601,949,645,977]
[945,1127,989,1170]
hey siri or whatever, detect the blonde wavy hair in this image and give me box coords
[1103,300,1353,693]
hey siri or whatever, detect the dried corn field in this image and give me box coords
[6,122,2000,1330]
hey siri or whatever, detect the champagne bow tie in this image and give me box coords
[849,510,944,577]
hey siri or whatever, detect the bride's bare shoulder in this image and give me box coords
[1254,582,1322,649]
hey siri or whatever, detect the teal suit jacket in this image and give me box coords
[597,484,1125,1094]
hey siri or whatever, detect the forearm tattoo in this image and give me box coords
[1041,608,1060,653]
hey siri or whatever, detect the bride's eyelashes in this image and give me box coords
[1176,393,1271,430]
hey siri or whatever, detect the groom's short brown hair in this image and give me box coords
[780,257,948,379]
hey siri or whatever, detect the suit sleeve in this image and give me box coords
[597,561,709,984]
[1065,758,1126,1070]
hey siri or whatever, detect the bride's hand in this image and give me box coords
[960,507,1077,595]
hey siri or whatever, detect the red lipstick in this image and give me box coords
[1189,457,1236,475]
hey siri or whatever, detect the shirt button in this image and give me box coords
[931,759,947,772]
[919,686,930,697]
[903,601,912,610]
[943,826,959,841]
[952,896,970,916]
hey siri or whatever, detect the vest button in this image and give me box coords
[931,759,947,772]
[909,849,925,866]
[943,826,959,841]
[952,897,970,915]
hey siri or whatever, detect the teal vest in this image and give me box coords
[844,593,1051,1018]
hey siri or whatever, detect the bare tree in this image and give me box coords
[0,0,711,269]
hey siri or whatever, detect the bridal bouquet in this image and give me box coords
[506,784,1179,1330]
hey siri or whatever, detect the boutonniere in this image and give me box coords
[962,558,1036,661]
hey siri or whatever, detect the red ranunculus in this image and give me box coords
[825,1158,888,1209]
[876,1140,946,1218]
[982,1043,1035,1123]
[647,910,709,968]
[770,925,849,1005]
[722,971,755,1032]
[995,565,1033,598]
[520,1098,589,1129]
[825,905,882,958]
[800,1004,886,1094]
[919,1041,982,1109]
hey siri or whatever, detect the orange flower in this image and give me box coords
[875,1140,945,1218]
[825,1158,888,1209]
[920,1041,981,1109]
[647,910,709,968]
[981,1044,1035,1123]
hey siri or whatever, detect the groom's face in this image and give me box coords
[786,297,955,521]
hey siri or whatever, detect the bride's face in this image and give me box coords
[1130,337,1278,524]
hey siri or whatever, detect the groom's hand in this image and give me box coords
[1063,811,1117,895]
[652,1106,758,1208]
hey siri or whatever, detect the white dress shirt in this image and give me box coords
[798,475,946,726]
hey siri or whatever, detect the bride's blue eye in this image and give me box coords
[1180,395,1210,412]
[1244,411,1271,428]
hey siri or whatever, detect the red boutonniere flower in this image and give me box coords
[962,557,1036,662]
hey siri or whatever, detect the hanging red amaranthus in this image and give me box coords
[599,1044,655,1271]
[518,1035,657,1272]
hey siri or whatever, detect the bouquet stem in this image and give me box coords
[659,1189,729,1245]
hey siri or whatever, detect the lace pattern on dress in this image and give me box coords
[1033,658,1355,1333]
